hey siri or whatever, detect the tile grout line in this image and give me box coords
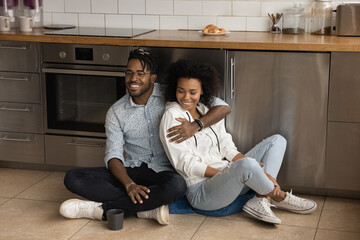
[68,219,93,240]
[11,171,55,200]
[190,216,207,240]
[313,195,327,240]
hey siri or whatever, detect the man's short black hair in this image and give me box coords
[128,48,159,74]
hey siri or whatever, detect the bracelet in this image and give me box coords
[125,182,135,192]
[194,119,204,132]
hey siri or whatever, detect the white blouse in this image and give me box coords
[159,102,240,187]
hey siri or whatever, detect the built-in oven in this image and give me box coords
[41,43,128,167]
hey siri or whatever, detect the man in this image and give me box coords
[59,48,230,225]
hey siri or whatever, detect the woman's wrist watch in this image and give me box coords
[194,119,204,131]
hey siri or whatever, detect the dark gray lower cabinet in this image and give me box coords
[226,51,330,190]
[326,122,360,191]
[45,135,106,167]
[0,132,44,163]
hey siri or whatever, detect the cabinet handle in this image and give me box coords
[67,141,104,148]
[0,136,32,142]
[0,106,31,112]
[230,57,235,99]
[0,76,29,81]
[0,45,28,50]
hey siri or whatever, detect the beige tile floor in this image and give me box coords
[0,167,359,240]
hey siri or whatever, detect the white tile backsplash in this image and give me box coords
[203,1,232,16]
[174,1,202,16]
[146,0,173,15]
[52,13,79,26]
[44,0,342,31]
[92,0,118,14]
[217,16,246,31]
[133,15,160,29]
[105,14,132,28]
[247,16,268,31]
[119,0,146,14]
[188,16,217,30]
[43,0,65,13]
[233,1,260,17]
[79,14,105,27]
[160,16,187,30]
[65,0,91,13]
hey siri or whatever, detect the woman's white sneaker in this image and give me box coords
[137,205,169,225]
[243,196,281,224]
[59,199,103,220]
[270,190,317,214]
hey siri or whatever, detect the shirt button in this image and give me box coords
[148,120,150,123]
[150,134,153,137]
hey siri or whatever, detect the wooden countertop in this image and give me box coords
[1,28,360,52]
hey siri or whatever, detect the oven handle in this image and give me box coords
[66,141,105,148]
[42,68,126,77]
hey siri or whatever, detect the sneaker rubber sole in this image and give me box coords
[243,204,281,224]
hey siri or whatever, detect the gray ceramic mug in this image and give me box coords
[107,209,124,230]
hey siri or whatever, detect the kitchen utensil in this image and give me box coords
[0,16,11,31]
[18,16,33,32]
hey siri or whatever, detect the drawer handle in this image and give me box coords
[0,45,28,50]
[0,76,29,81]
[0,106,31,112]
[0,136,32,142]
[67,141,104,148]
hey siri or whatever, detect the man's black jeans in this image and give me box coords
[64,163,187,218]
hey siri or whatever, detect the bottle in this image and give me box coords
[310,0,333,35]
[282,3,306,34]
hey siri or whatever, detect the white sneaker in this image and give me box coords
[137,205,169,225]
[59,199,103,220]
[243,196,281,224]
[270,190,317,214]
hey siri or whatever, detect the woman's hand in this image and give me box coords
[126,183,150,204]
[265,173,281,196]
[166,118,199,143]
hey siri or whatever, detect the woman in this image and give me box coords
[159,60,317,224]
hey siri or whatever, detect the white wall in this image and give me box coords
[43,0,360,31]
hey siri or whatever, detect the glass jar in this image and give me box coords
[310,0,332,35]
[282,3,306,34]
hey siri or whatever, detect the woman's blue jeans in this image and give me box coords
[186,134,287,211]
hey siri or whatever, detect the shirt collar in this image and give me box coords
[126,83,163,108]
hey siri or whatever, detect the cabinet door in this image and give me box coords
[0,41,39,73]
[329,52,360,122]
[45,135,106,167]
[326,122,360,191]
[226,51,329,188]
[329,52,360,123]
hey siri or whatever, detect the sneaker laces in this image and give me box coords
[285,190,309,208]
[77,201,101,219]
[259,198,277,216]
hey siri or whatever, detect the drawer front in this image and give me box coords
[0,132,44,164]
[326,122,360,191]
[45,135,106,167]
[0,72,41,103]
[0,41,39,73]
[0,102,43,133]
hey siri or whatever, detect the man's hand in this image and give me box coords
[166,118,199,143]
[126,183,150,204]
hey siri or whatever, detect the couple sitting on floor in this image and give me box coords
[59,48,316,226]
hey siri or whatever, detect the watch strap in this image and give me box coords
[194,119,204,132]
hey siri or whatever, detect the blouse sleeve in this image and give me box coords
[159,108,208,178]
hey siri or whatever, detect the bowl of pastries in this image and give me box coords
[200,24,230,35]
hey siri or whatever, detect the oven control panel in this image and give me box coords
[41,43,130,66]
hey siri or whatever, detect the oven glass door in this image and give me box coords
[44,69,126,136]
